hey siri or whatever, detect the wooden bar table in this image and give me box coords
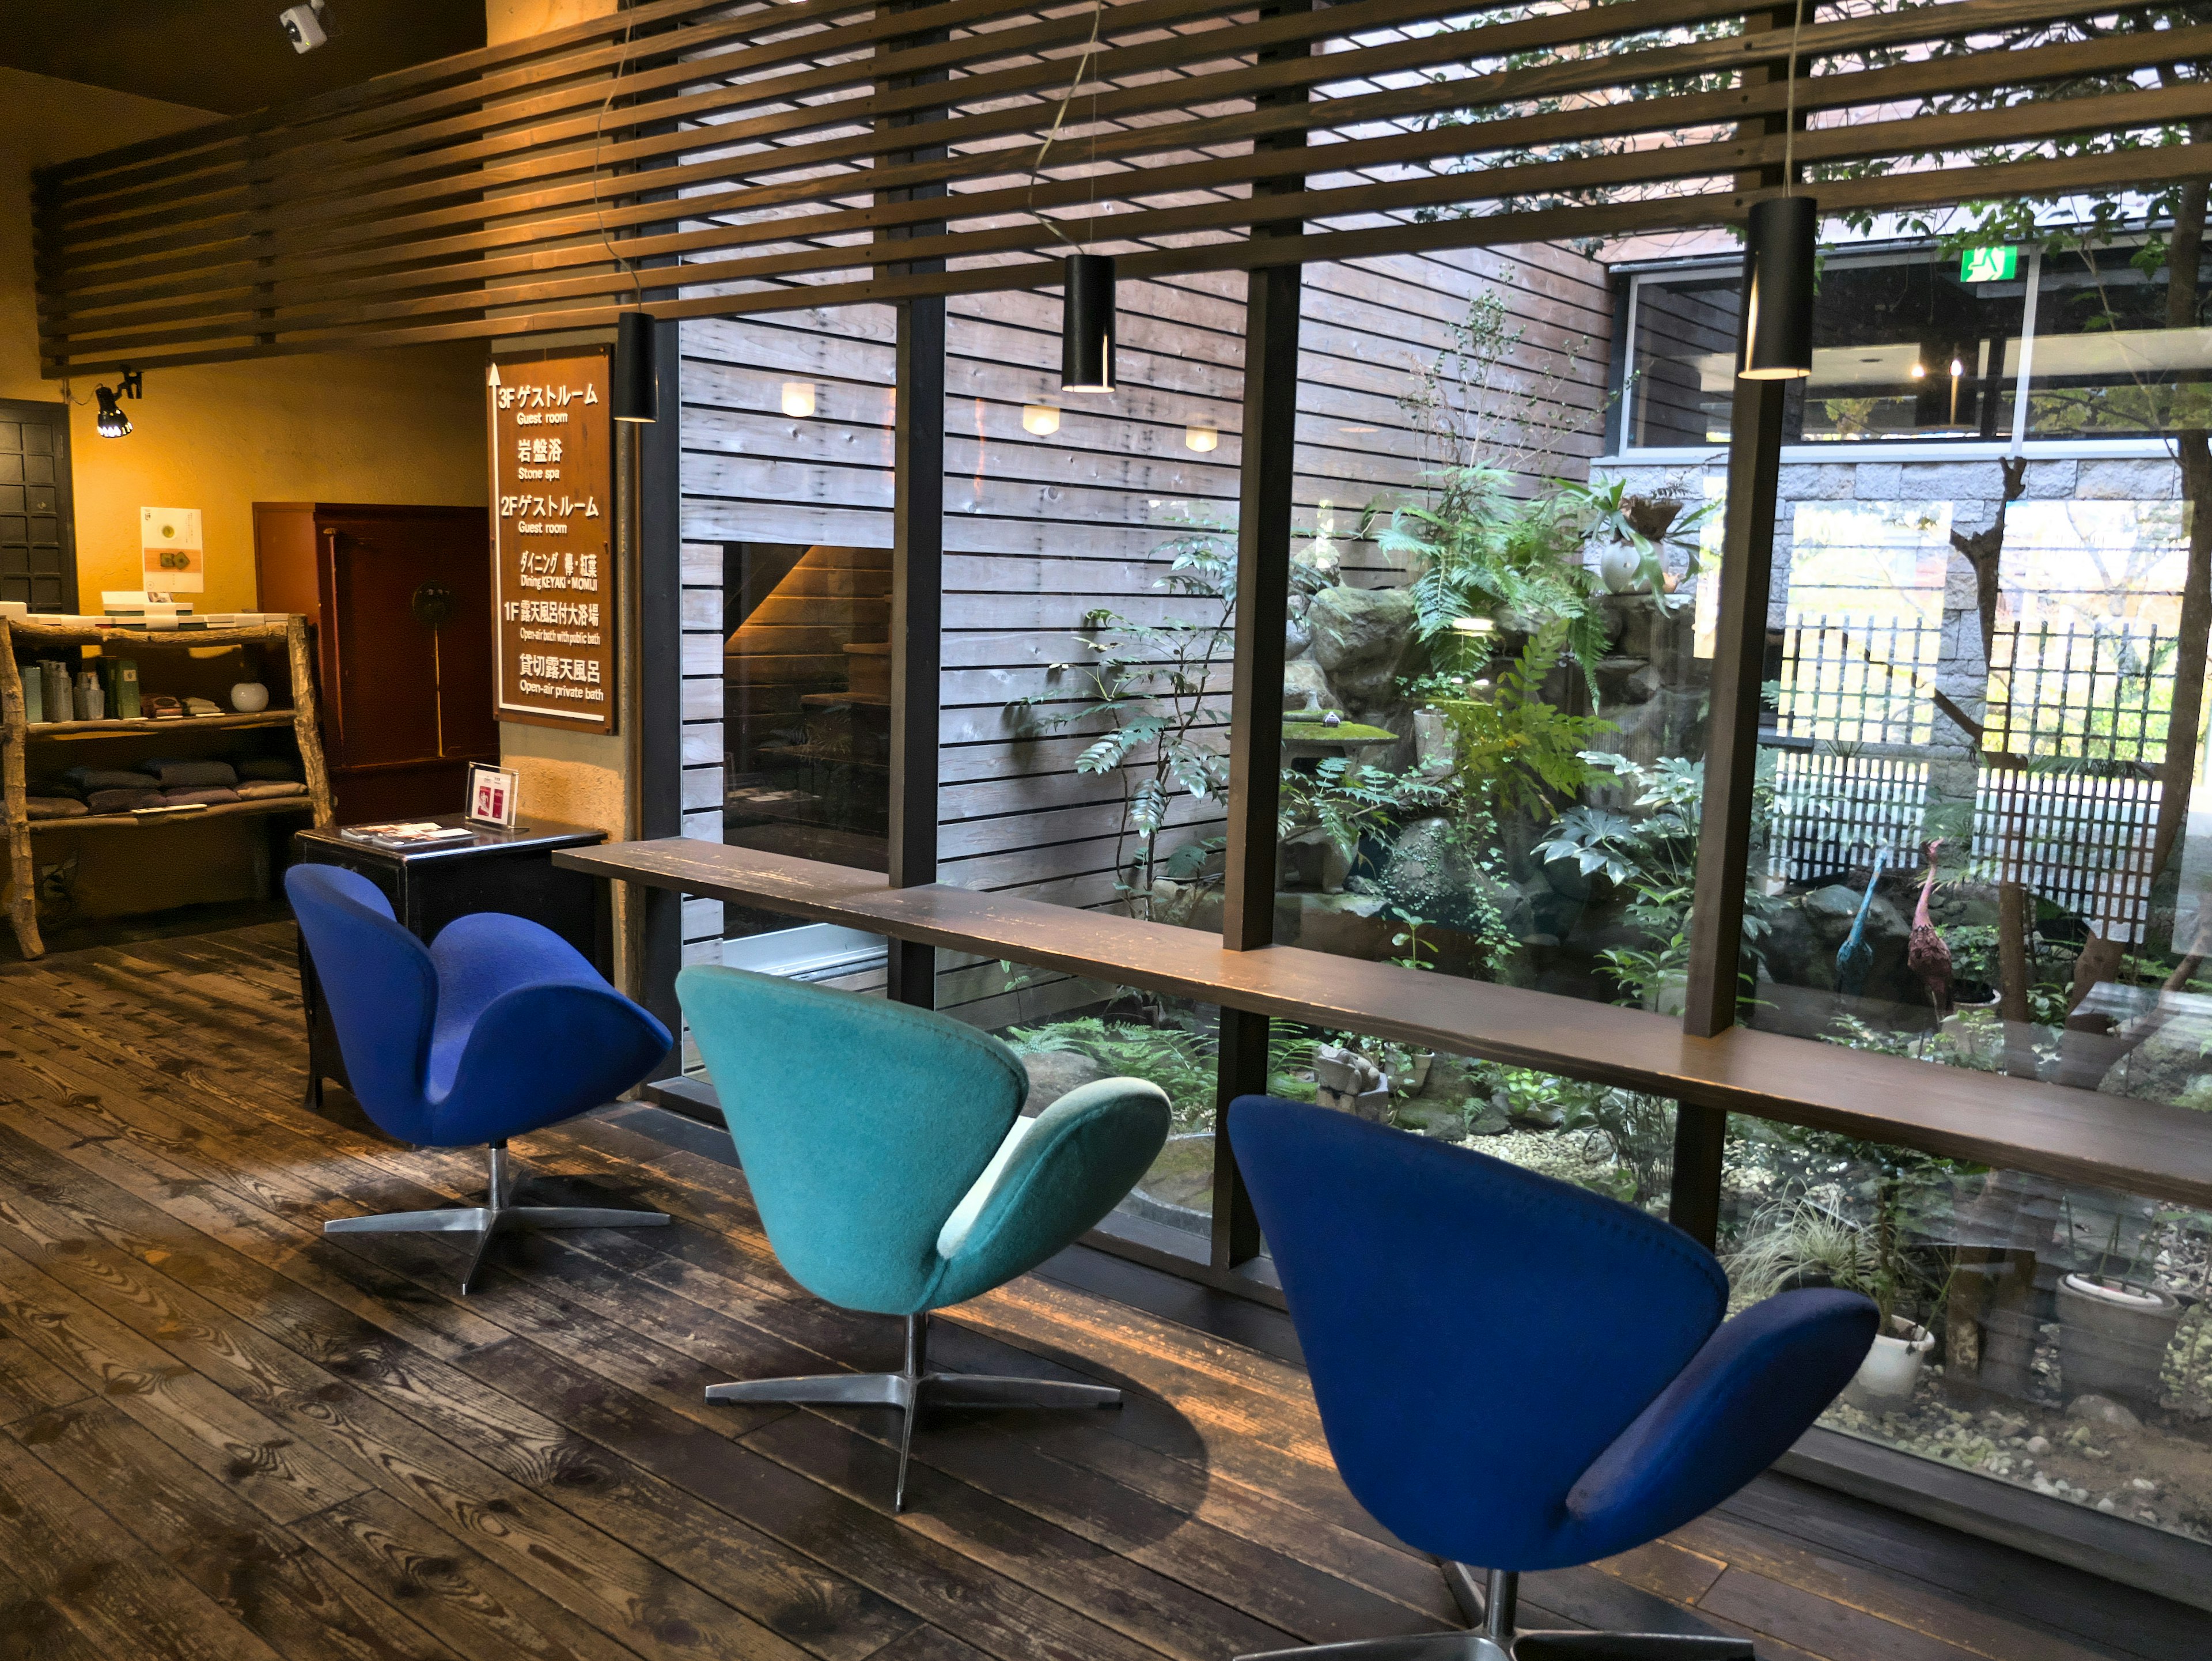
[555,837,2212,1213]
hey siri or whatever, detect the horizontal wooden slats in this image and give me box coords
[35,0,2207,374]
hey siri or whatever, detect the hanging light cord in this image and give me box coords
[592,16,647,313]
[1781,0,1807,192]
[1025,0,1106,251]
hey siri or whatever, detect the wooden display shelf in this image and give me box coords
[0,614,335,958]
[24,710,300,739]
[555,837,2212,1213]
[26,796,316,833]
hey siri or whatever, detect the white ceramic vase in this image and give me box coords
[230,681,271,713]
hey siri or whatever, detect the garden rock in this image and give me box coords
[2066,1394,2143,1433]
[2097,1017,2209,1106]
[1022,1050,1109,1113]
[1382,818,1535,941]
[1307,584,1418,703]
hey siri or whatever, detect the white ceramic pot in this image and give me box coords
[230,681,271,713]
[1596,536,1646,595]
[1848,1322,1934,1405]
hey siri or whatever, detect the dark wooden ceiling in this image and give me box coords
[1,0,482,116]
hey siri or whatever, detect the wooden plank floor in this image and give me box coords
[0,922,2201,1661]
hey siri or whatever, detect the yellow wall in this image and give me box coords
[1,67,488,614]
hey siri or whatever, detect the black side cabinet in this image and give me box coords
[290,815,610,1107]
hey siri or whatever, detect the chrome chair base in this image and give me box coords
[323,1143,670,1294]
[1236,1567,1753,1661]
[705,1311,1122,1512]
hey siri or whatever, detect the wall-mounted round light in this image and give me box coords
[1060,253,1117,394]
[1737,195,1816,381]
[781,380,817,419]
[613,312,658,423]
[1022,404,1061,436]
[1909,363,1927,379]
[93,366,142,438]
[1184,423,1218,453]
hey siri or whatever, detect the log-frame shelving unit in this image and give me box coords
[0,614,335,959]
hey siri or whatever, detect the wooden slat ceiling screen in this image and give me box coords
[35,0,2212,373]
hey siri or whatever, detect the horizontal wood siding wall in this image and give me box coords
[677,242,1611,1014]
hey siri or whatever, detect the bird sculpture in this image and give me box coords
[1834,845,1890,1001]
[1906,837,1953,1023]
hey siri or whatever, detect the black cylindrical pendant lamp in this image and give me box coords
[613,309,659,422]
[1737,195,1817,381]
[1060,253,1118,394]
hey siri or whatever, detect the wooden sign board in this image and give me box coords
[488,350,616,733]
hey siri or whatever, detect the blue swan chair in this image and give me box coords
[287,864,675,1293]
[677,963,1173,1510]
[1228,1096,1877,1659]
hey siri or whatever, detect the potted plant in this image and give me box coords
[2054,1193,2184,1414]
[1726,1193,1938,1408]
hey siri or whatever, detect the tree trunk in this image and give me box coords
[2149,173,2212,907]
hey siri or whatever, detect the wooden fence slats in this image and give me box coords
[35,0,2212,373]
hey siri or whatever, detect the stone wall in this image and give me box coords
[1598,451,2186,834]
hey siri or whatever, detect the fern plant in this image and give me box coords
[1278,757,1456,866]
[1416,619,1615,820]
[1365,465,1612,688]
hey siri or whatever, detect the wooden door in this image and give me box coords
[0,400,74,613]
[318,506,495,818]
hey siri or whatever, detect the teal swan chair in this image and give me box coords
[678,964,1172,1510]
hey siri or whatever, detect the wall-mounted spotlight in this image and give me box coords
[1184,423,1218,453]
[781,380,817,419]
[279,0,330,54]
[1060,253,1117,394]
[1737,195,1816,381]
[94,367,142,438]
[612,311,659,423]
[1021,404,1061,436]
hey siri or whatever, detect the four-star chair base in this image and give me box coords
[323,1142,671,1295]
[704,1311,1122,1511]
[1235,1566,1753,1661]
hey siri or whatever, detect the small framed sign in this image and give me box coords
[466,763,520,830]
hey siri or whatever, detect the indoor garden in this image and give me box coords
[995,259,2212,1547]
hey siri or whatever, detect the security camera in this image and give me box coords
[280,1,329,53]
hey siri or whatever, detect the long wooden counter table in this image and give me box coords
[556,838,2212,1212]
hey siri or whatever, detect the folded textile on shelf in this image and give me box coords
[143,758,238,788]
[25,797,88,819]
[184,697,224,718]
[161,786,242,806]
[63,766,161,792]
[233,780,306,800]
[86,788,165,814]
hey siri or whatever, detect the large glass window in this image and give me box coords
[2026,240,2212,440]
[1722,1121,2212,1549]
[1275,251,1717,1024]
[953,275,1244,927]
[1628,245,2030,449]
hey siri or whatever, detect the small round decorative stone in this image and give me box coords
[230,682,271,713]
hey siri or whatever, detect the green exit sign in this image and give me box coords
[1961,246,2018,283]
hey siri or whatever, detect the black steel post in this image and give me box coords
[1211,0,1310,1269]
[880,3,948,1009]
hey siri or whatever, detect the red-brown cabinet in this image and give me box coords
[255,502,497,823]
